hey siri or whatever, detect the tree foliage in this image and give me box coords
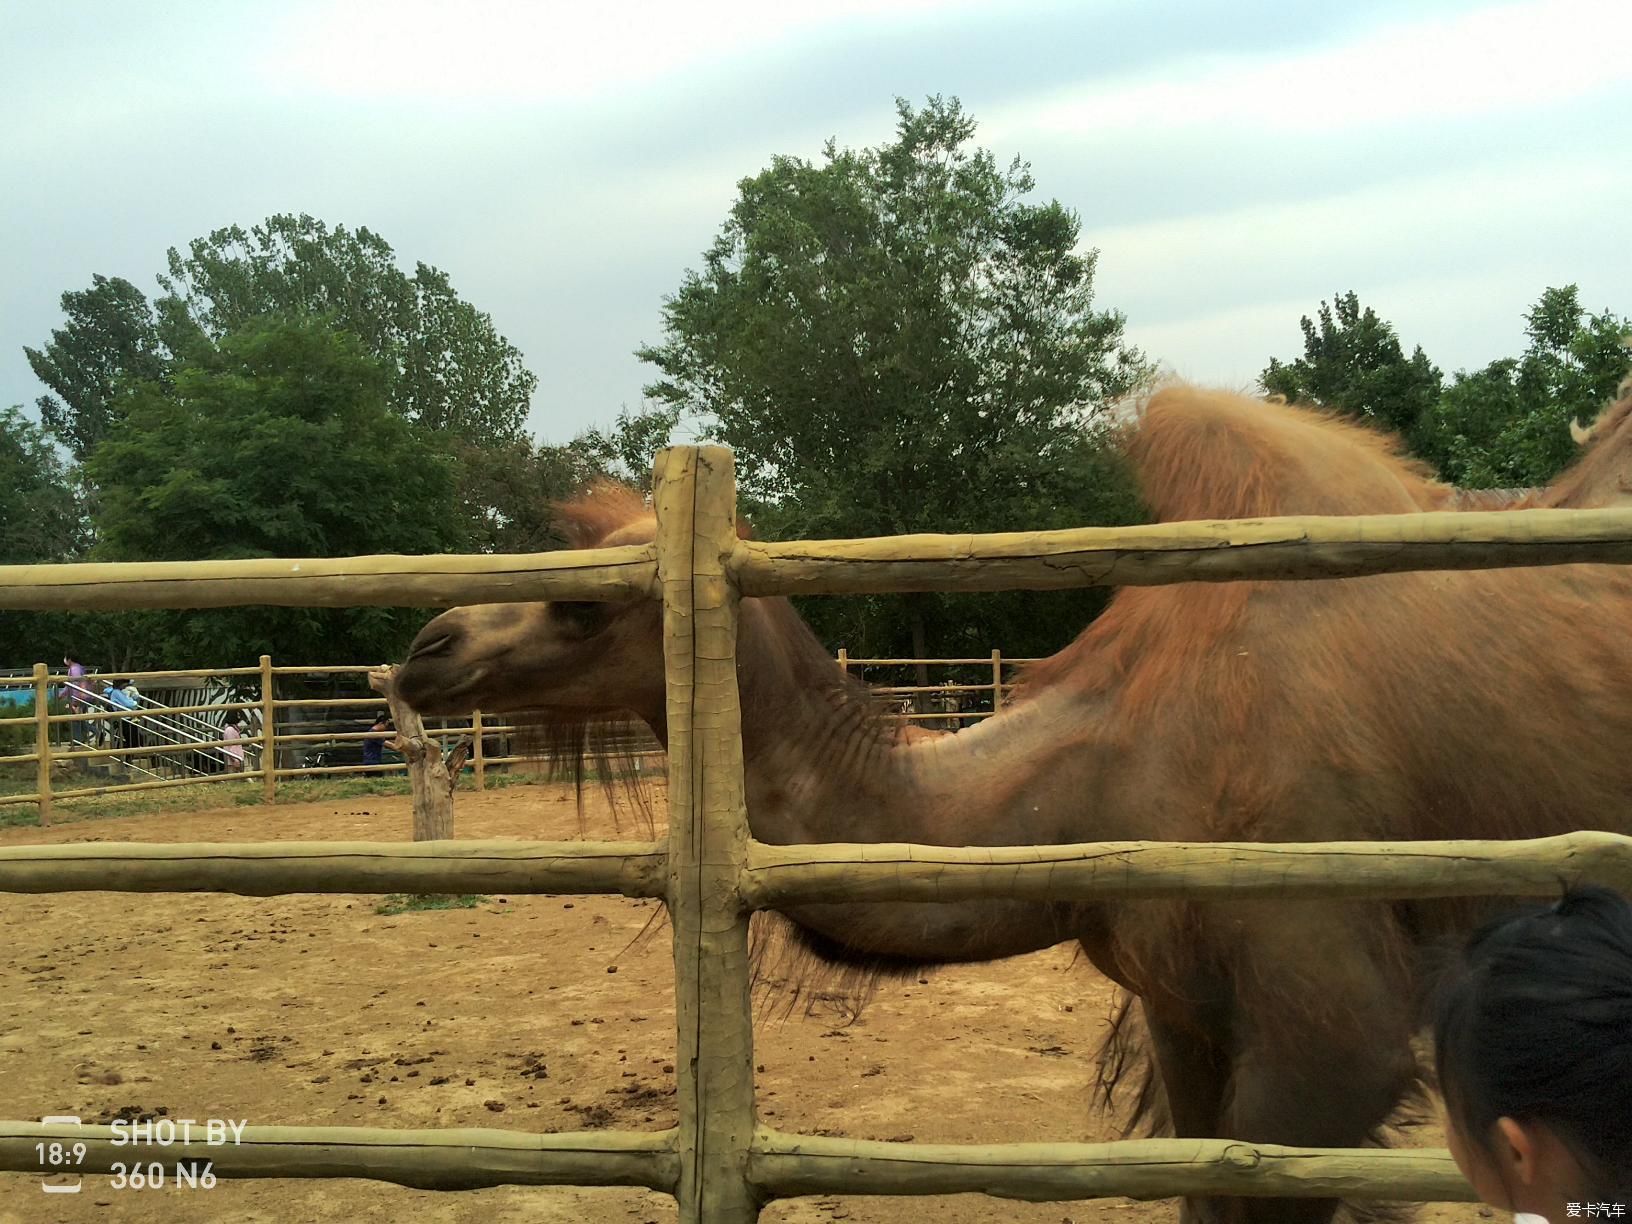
[638,96,1151,659]
[574,403,685,485]
[28,215,536,467]
[0,407,81,565]
[1413,286,1632,488]
[451,435,609,554]
[81,317,461,664]
[158,214,535,444]
[1260,290,1442,437]
[24,275,169,461]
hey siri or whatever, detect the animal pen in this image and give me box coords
[0,650,1009,826]
[2,445,1632,1220]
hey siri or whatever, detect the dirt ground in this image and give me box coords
[0,783,1489,1224]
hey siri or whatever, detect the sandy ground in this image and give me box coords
[0,783,1490,1224]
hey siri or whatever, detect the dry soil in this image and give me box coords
[0,783,1489,1224]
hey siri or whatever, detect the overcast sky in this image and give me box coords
[4,0,1629,445]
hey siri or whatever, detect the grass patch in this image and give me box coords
[375,893,487,915]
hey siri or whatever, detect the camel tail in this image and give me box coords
[1092,992,1171,1138]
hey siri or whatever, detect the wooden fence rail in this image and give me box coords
[0,657,667,819]
[0,1121,678,1193]
[7,450,1632,1215]
[7,507,1632,612]
[2,650,1017,816]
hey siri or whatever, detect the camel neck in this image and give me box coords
[719,601,1111,966]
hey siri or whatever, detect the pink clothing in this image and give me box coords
[223,723,246,766]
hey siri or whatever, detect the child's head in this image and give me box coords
[1433,885,1632,1213]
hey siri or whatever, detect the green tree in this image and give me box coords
[24,275,168,461]
[451,435,609,553]
[1261,291,1442,437]
[28,216,537,464]
[0,407,81,564]
[1415,286,1631,487]
[158,215,535,444]
[638,96,1151,661]
[83,317,461,664]
[575,403,684,484]
[0,408,89,668]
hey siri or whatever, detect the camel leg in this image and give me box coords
[1191,910,1420,1224]
[1142,1000,1229,1136]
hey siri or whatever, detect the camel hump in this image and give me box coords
[1126,385,1439,521]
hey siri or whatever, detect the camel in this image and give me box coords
[395,385,1632,1224]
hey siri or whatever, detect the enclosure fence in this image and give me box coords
[0,651,1024,823]
[0,659,661,825]
[5,447,1632,1218]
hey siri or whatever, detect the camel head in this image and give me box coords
[395,483,668,725]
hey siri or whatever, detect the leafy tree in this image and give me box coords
[1261,291,1442,437]
[575,403,684,484]
[0,407,81,564]
[158,215,535,444]
[1415,286,1631,487]
[451,435,609,553]
[83,316,461,664]
[638,96,1151,662]
[28,216,537,464]
[0,409,88,668]
[24,275,168,461]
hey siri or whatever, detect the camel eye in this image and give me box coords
[549,601,608,637]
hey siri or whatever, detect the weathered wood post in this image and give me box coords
[991,648,1004,714]
[33,663,52,828]
[472,710,486,791]
[259,654,277,803]
[369,666,455,842]
[836,646,848,676]
[654,446,758,1223]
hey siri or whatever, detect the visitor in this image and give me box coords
[63,653,86,695]
[221,713,246,774]
[105,679,140,751]
[1432,885,1632,1221]
[63,653,89,738]
[362,712,391,768]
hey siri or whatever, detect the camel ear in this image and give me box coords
[1571,419,1594,446]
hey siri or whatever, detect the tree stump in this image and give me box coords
[368,665,458,842]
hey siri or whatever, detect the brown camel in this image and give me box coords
[395,385,1632,1224]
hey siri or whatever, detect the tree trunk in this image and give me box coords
[368,666,455,842]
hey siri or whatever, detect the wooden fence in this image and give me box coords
[0,651,1016,823]
[5,450,1632,1218]
[0,660,663,825]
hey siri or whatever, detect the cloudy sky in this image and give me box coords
[5,0,1629,444]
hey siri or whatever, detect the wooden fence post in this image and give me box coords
[991,648,1004,713]
[472,711,486,791]
[370,666,455,842]
[654,446,758,1224]
[33,663,52,828]
[259,654,277,803]
[836,647,848,676]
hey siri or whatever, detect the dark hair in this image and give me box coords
[1432,885,1632,1197]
